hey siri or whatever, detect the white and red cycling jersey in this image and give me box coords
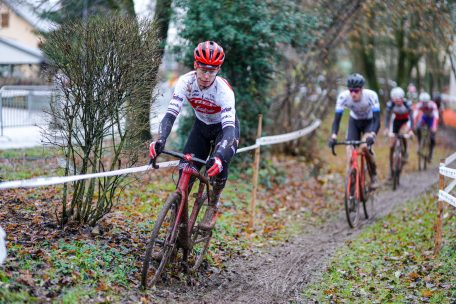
[166,71,236,129]
[413,101,439,130]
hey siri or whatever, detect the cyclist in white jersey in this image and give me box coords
[328,73,381,189]
[383,87,414,181]
[149,41,240,229]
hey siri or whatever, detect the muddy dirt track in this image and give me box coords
[148,167,439,304]
[144,128,456,304]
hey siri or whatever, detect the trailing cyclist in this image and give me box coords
[383,87,414,182]
[414,91,439,163]
[149,41,240,230]
[328,73,381,189]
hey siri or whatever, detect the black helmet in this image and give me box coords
[347,73,365,88]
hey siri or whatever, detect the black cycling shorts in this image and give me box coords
[181,116,240,185]
[392,118,409,134]
[346,116,373,141]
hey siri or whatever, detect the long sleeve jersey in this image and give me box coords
[158,71,237,160]
[384,99,414,129]
[331,89,381,135]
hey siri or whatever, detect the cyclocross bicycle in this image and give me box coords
[141,150,217,288]
[417,125,431,171]
[332,140,375,228]
[390,133,412,191]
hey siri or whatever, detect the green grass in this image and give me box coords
[302,191,456,303]
[0,239,137,303]
[0,147,60,158]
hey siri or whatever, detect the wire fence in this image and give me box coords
[0,85,56,136]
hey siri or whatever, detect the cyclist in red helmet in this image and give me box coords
[149,41,240,230]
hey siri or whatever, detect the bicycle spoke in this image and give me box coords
[345,169,360,228]
[188,190,214,272]
[141,193,179,288]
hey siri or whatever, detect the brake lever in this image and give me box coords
[148,157,159,169]
[331,145,337,156]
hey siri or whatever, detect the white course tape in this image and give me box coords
[439,190,456,208]
[256,119,321,146]
[439,166,456,179]
[0,120,321,190]
[444,152,456,166]
[236,144,260,154]
[445,179,456,193]
[0,160,179,189]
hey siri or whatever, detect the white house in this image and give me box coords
[0,0,54,79]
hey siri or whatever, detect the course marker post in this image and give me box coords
[249,114,262,231]
[434,159,445,256]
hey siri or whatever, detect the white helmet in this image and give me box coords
[419,92,431,102]
[390,87,405,100]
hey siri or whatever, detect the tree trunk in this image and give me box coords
[126,0,173,143]
[395,18,407,88]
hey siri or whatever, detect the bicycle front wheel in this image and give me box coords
[345,169,360,228]
[141,193,179,288]
[189,192,213,272]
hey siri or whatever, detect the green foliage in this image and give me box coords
[303,191,456,303]
[39,0,135,24]
[174,0,320,146]
[348,0,454,93]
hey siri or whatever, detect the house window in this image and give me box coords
[1,13,9,28]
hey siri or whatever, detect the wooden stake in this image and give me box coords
[434,158,445,256]
[248,114,263,232]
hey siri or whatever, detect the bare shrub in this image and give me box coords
[41,15,161,226]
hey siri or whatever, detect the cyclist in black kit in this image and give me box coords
[149,41,240,230]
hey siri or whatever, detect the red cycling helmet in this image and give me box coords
[194,41,225,68]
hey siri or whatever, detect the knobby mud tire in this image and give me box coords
[141,193,179,288]
[188,192,213,272]
[345,169,360,228]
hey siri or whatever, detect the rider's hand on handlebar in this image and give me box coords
[366,136,375,146]
[382,128,389,137]
[149,139,165,160]
[207,156,223,177]
[327,138,337,149]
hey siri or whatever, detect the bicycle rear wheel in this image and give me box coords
[188,192,213,272]
[141,193,179,288]
[345,169,360,228]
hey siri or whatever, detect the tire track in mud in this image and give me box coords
[170,167,439,304]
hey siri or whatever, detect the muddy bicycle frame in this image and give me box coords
[332,140,371,201]
[142,149,216,288]
[332,140,373,228]
[150,150,211,251]
[390,132,412,190]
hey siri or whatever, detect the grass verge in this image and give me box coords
[302,190,456,303]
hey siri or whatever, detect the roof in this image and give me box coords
[0,37,44,64]
[2,0,56,32]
